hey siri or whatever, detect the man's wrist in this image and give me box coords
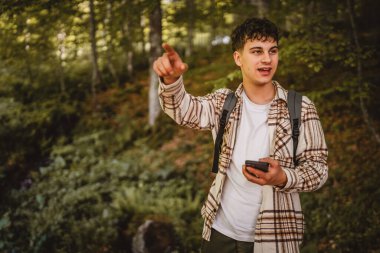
[276,170,288,188]
[163,76,180,85]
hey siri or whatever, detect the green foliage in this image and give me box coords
[269,1,380,252]
[0,126,206,252]
[0,95,80,190]
[1,0,380,252]
[209,70,242,90]
[301,109,380,252]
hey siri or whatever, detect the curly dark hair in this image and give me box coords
[231,18,279,52]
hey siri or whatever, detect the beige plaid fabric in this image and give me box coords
[158,76,328,253]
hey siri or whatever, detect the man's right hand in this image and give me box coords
[153,43,188,85]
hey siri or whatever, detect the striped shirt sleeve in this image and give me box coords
[158,75,224,131]
[277,98,328,193]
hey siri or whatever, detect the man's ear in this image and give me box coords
[233,51,242,67]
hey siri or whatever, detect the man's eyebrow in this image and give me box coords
[249,46,263,50]
[248,46,279,50]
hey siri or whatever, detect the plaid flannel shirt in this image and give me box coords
[158,76,328,253]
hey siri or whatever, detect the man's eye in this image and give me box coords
[252,50,262,54]
[270,49,278,55]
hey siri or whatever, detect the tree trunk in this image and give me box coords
[121,0,134,80]
[104,1,119,86]
[127,51,133,78]
[56,30,67,96]
[24,19,34,85]
[89,0,102,107]
[185,0,195,59]
[207,0,217,53]
[140,16,147,57]
[256,0,268,17]
[122,22,134,79]
[58,45,66,96]
[248,0,268,17]
[346,0,380,144]
[24,44,34,85]
[148,0,162,126]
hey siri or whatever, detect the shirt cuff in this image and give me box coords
[158,76,183,94]
[274,167,297,191]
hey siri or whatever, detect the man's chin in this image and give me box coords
[244,75,274,86]
[255,78,273,86]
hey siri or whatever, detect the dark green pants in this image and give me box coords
[201,229,254,253]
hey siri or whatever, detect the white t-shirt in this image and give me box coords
[212,90,271,242]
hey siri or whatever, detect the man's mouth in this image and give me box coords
[257,67,272,76]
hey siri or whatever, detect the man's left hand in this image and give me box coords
[242,157,287,187]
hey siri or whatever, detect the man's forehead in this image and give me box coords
[244,38,278,48]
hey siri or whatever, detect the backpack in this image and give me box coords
[211,90,302,173]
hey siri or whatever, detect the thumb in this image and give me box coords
[181,63,188,72]
[173,62,188,76]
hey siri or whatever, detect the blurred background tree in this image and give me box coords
[0,0,379,252]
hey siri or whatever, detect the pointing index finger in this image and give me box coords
[162,43,176,54]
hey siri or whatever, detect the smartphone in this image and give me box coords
[245,160,269,173]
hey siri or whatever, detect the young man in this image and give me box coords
[153,18,328,253]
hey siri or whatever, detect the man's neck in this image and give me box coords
[243,81,275,105]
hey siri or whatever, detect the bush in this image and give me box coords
[0,126,206,253]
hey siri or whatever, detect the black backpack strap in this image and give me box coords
[287,90,302,166]
[211,92,237,173]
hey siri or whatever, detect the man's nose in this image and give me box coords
[261,52,271,63]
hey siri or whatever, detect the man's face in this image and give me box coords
[233,38,279,87]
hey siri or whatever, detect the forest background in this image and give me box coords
[0,0,379,252]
